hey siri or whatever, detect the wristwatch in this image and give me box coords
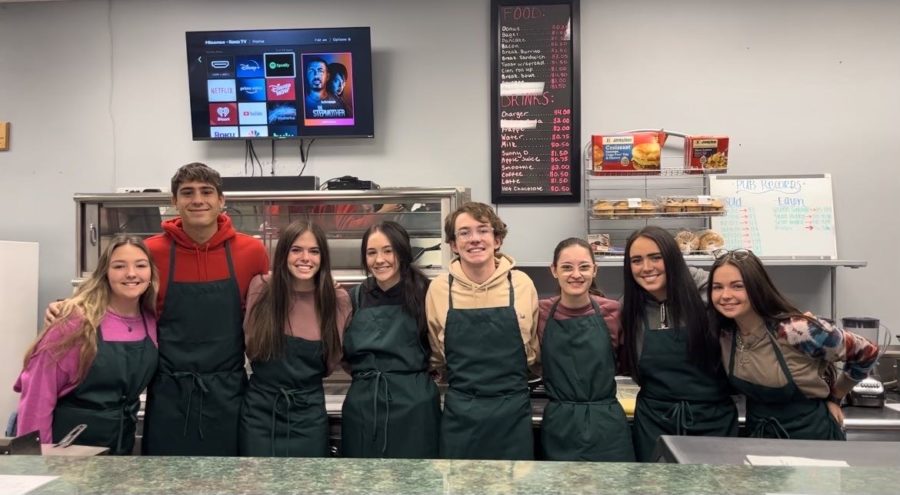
[826,394,843,405]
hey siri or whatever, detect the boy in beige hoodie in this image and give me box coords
[425,202,539,460]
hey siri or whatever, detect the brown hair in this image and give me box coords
[551,237,605,297]
[443,202,508,244]
[170,162,223,197]
[23,236,158,380]
[245,221,341,366]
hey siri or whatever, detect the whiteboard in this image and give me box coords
[709,175,837,259]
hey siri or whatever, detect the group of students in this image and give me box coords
[14,162,880,461]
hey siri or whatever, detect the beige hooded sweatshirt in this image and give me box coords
[425,253,540,379]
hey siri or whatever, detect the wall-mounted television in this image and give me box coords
[186,27,374,140]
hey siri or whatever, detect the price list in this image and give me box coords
[492,1,579,203]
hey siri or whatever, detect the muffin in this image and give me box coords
[592,200,614,217]
[663,198,684,213]
[683,198,702,213]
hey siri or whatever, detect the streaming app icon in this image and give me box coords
[268,102,298,124]
[207,56,235,78]
[266,78,296,101]
[207,79,237,102]
[210,126,239,139]
[237,78,267,102]
[240,126,269,138]
[238,102,267,125]
[270,125,298,138]
[264,52,296,78]
[236,56,264,78]
[209,103,238,125]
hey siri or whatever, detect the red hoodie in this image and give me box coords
[145,214,269,314]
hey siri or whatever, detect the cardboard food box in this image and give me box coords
[685,136,728,173]
[591,131,666,174]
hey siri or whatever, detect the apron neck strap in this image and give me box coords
[167,239,234,286]
[447,271,515,310]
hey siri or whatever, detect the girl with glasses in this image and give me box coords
[621,226,737,461]
[709,249,879,439]
[537,238,634,461]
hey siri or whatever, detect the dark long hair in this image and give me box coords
[245,221,341,365]
[551,237,604,297]
[707,250,809,335]
[360,221,431,345]
[621,226,719,383]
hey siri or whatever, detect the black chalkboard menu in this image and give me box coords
[491,0,580,204]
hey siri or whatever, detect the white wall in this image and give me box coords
[1,0,898,336]
[0,241,39,419]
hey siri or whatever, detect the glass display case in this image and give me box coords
[74,187,471,282]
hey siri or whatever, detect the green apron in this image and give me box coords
[342,284,441,458]
[439,273,533,460]
[633,317,738,462]
[239,335,329,457]
[728,325,845,440]
[52,315,157,455]
[540,299,634,461]
[142,241,247,456]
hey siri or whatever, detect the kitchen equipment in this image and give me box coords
[849,377,885,408]
[842,317,881,345]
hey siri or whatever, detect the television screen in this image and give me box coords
[186,27,374,140]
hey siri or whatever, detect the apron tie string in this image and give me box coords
[271,388,310,457]
[171,371,209,439]
[355,370,393,455]
[663,400,695,435]
[750,417,790,439]
[115,401,139,454]
[558,398,617,431]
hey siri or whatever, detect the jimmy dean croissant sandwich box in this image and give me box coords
[591,131,666,174]
[685,136,728,173]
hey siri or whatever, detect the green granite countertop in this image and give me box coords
[2,456,899,495]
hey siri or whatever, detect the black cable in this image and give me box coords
[244,140,251,176]
[270,139,276,175]
[248,141,264,176]
[299,138,316,176]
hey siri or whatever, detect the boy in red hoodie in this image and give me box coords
[140,162,268,455]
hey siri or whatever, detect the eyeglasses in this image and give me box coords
[455,226,494,241]
[713,248,752,261]
[557,264,595,276]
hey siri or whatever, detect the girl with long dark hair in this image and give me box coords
[538,237,634,461]
[341,221,441,458]
[239,221,351,457]
[709,249,878,439]
[621,226,737,461]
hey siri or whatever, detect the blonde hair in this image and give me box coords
[23,236,159,380]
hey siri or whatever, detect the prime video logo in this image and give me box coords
[269,62,290,69]
[241,86,262,95]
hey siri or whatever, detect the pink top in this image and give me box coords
[245,274,352,374]
[14,310,158,443]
